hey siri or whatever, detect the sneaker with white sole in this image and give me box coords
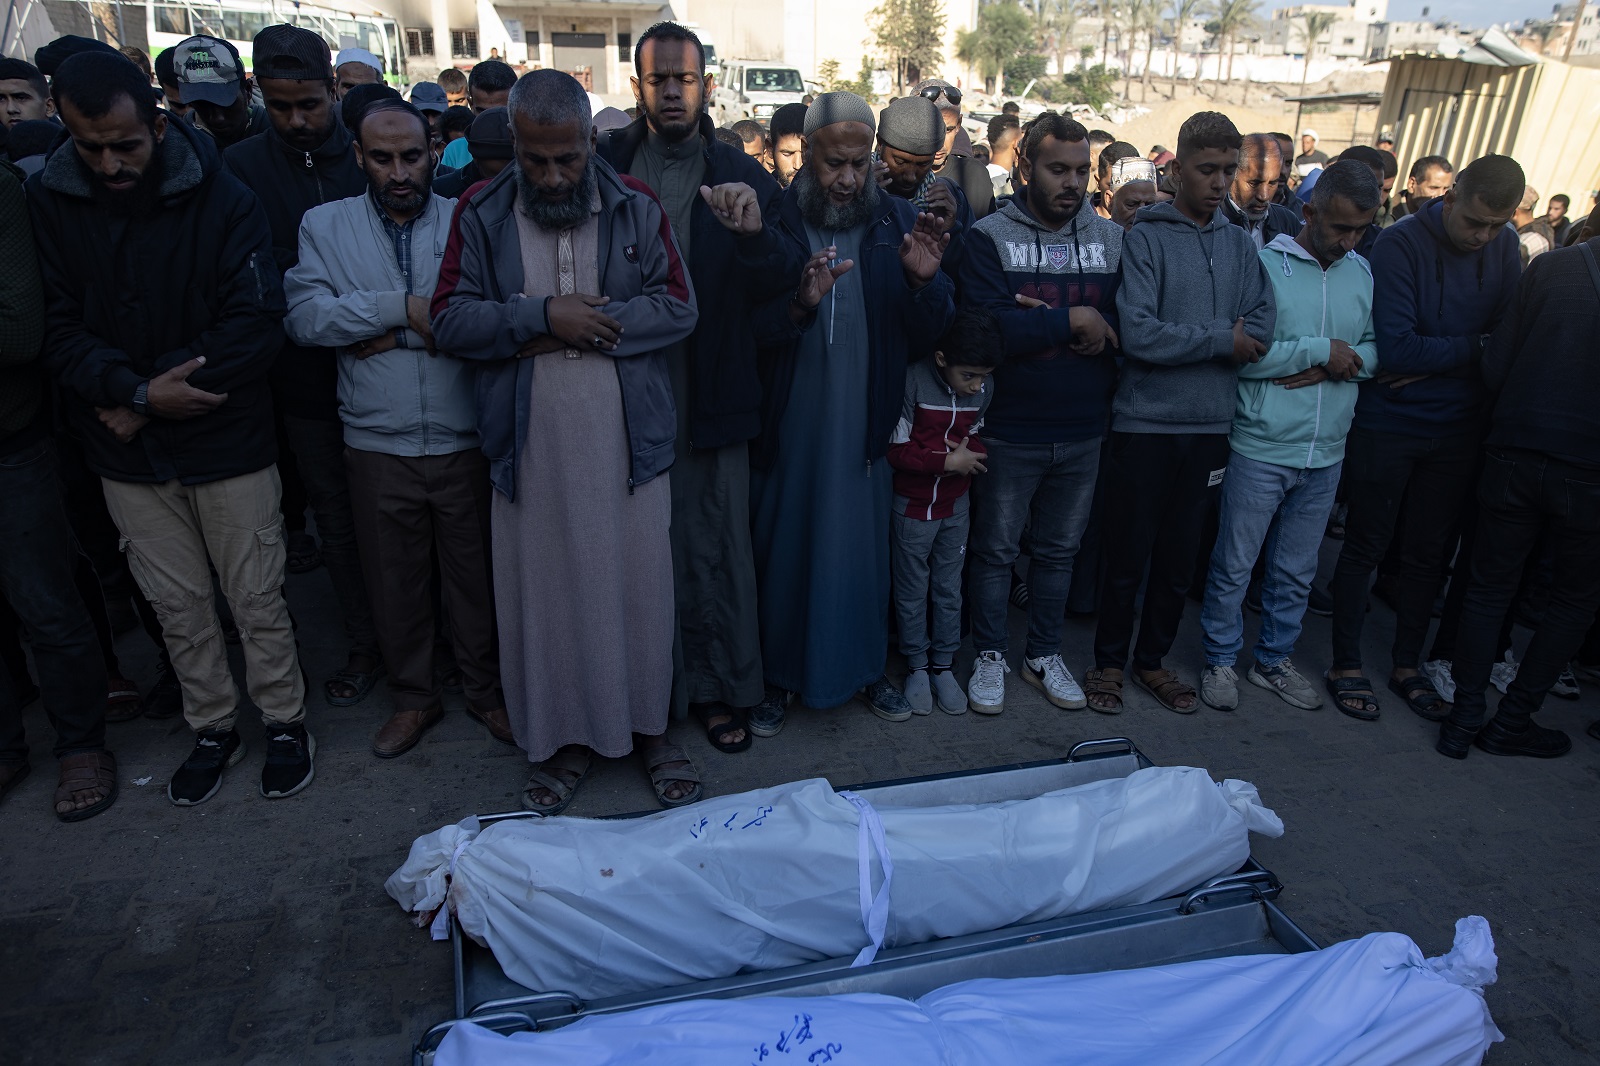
[968,651,1008,714]
[1552,665,1580,700]
[1491,653,1519,695]
[904,669,933,715]
[261,724,315,798]
[1247,659,1323,710]
[861,676,914,722]
[1023,654,1087,709]
[169,729,245,806]
[1419,659,1456,703]
[1200,664,1239,710]
[930,669,966,714]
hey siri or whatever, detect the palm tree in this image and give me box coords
[1211,0,1257,102]
[1037,0,1083,76]
[1168,0,1204,91]
[1299,10,1338,91]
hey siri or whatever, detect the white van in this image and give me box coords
[712,60,807,125]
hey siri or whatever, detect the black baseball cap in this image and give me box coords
[252,24,332,81]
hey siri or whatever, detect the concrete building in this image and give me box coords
[1261,15,1374,59]
[1366,19,1464,60]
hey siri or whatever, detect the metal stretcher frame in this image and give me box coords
[412,738,1319,1064]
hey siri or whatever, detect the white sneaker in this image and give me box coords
[903,669,933,715]
[968,651,1009,715]
[1420,659,1456,703]
[930,669,967,715]
[1200,664,1239,711]
[1023,654,1087,709]
[1491,652,1519,695]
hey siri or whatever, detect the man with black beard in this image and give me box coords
[433,69,701,814]
[748,92,954,731]
[597,21,802,751]
[284,100,508,758]
[226,25,383,711]
[30,52,312,806]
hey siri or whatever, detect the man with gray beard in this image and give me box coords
[432,69,702,813]
[748,92,955,732]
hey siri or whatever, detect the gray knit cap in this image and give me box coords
[803,91,876,136]
[877,96,944,156]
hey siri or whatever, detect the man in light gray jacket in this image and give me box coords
[284,98,507,759]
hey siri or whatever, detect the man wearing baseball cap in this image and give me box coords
[334,46,383,100]
[173,36,267,150]
[409,81,448,145]
[225,25,383,713]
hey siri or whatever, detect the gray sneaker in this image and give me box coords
[862,676,913,722]
[930,669,967,715]
[904,669,933,715]
[1200,664,1239,711]
[1248,659,1323,709]
[748,686,793,738]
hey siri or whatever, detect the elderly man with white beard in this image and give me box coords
[746,91,956,736]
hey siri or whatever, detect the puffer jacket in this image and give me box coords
[284,192,479,457]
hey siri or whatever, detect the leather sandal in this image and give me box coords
[1083,668,1124,714]
[1388,675,1444,721]
[326,661,385,707]
[521,747,592,815]
[55,751,118,823]
[106,676,144,723]
[642,743,703,809]
[1134,668,1199,714]
[693,703,752,754]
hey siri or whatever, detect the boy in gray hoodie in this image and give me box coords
[1086,111,1276,714]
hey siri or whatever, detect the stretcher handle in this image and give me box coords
[1065,738,1139,762]
[1177,869,1281,915]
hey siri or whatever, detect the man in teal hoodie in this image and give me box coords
[1198,161,1381,712]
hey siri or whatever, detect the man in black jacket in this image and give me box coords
[30,52,311,805]
[601,21,803,749]
[1437,239,1600,760]
[1223,133,1300,251]
[225,24,382,710]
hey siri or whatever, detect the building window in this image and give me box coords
[618,31,632,61]
[406,28,434,56]
[450,29,479,58]
[528,31,540,48]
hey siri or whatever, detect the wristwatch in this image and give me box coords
[131,380,151,416]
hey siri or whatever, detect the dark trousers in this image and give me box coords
[283,415,378,660]
[1094,431,1231,672]
[1447,449,1600,732]
[346,447,502,715]
[1330,426,1479,671]
[0,439,108,763]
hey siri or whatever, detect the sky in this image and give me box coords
[1384,0,1565,29]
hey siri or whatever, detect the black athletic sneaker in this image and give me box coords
[261,723,316,798]
[143,660,183,719]
[169,729,245,806]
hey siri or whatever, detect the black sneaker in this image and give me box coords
[143,660,183,719]
[749,686,793,738]
[169,729,245,806]
[1307,586,1334,617]
[1474,717,1572,759]
[260,723,316,798]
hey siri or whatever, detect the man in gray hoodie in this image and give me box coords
[1086,111,1275,714]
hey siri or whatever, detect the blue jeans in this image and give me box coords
[968,437,1100,660]
[0,439,108,763]
[1202,453,1341,669]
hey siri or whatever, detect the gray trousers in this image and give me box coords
[891,503,970,671]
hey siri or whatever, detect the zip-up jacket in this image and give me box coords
[753,187,956,470]
[888,356,990,519]
[600,114,803,450]
[961,195,1123,443]
[226,121,367,419]
[430,159,697,500]
[1233,234,1378,469]
[1221,196,1302,248]
[29,120,284,484]
[1114,200,1276,434]
[1361,197,1520,438]
[284,192,479,458]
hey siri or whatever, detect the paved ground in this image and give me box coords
[2,539,1598,1065]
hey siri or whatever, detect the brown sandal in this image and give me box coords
[1083,668,1124,714]
[1134,668,1199,714]
[55,751,118,822]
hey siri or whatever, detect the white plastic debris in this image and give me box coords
[387,766,1283,1000]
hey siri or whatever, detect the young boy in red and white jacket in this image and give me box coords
[887,307,1001,715]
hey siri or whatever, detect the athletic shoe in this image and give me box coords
[1551,665,1580,700]
[1247,659,1323,710]
[260,723,316,798]
[1307,585,1334,617]
[930,669,967,715]
[749,686,792,738]
[904,669,933,715]
[1023,654,1087,709]
[1419,659,1456,704]
[862,677,913,723]
[968,651,1008,715]
[1200,664,1239,711]
[1009,571,1030,611]
[169,729,245,806]
[1491,652,1519,695]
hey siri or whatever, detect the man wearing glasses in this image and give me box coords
[915,78,994,219]
[1223,133,1301,250]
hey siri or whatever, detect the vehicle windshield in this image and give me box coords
[747,68,804,93]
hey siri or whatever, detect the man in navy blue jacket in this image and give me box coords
[959,112,1123,715]
[1325,154,1523,722]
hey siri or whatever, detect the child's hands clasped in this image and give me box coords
[943,435,988,476]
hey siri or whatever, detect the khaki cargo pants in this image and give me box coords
[102,466,305,733]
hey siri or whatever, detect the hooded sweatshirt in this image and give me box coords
[1114,200,1276,434]
[961,195,1123,443]
[1232,234,1378,469]
[1361,197,1520,438]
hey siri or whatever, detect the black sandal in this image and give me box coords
[692,703,752,753]
[1388,675,1446,721]
[325,662,385,707]
[521,747,592,816]
[1326,674,1381,721]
